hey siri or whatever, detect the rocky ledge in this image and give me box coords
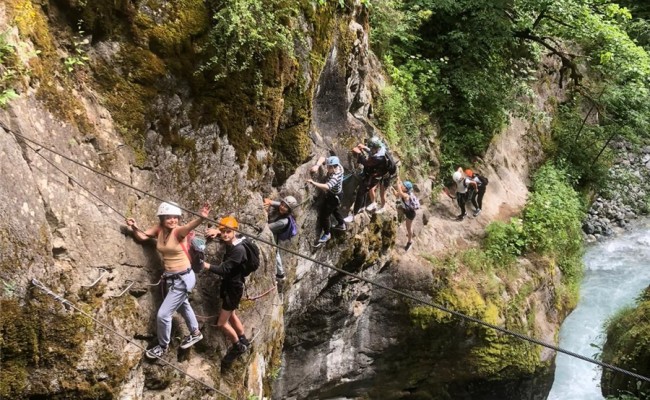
[583,141,650,242]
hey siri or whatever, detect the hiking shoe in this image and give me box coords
[275,273,285,281]
[318,233,331,243]
[331,223,347,231]
[145,345,167,359]
[365,202,378,212]
[473,208,482,217]
[343,215,354,223]
[180,330,203,349]
[456,214,466,221]
[222,341,248,364]
[238,335,251,347]
[405,241,412,251]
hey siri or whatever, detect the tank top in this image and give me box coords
[156,228,190,272]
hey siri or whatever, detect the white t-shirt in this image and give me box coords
[456,178,472,194]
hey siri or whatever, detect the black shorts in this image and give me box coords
[404,207,416,220]
[221,284,244,311]
[381,174,393,188]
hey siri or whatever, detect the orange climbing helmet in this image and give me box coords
[465,169,474,177]
[219,216,239,230]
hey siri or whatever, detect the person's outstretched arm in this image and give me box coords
[125,219,159,242]
[176,203,211,240]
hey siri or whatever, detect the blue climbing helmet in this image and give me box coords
[403,181,413,192]
[326,156,340,166]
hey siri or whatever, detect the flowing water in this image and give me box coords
[547,221,650,400]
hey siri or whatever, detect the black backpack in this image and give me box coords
[239,237,261,277]
[476,173,489,186]
[385,149,397,175]
[178,231,206,273]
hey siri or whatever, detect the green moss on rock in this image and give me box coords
[0,291,95,398]
[133,0,210,56]
[601,286,650,398]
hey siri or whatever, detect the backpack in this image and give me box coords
[407,193,420,210]
[401,193,420,219]
[476,173,489,186]
[238,237,261,277]
[276,215,298,242]
[384,149,397,175]
[179,231,206,273]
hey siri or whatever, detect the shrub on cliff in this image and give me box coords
[601,286,650,399]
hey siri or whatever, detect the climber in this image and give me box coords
[463,169,480,215]
[395,178,420,251]
[466,169,488,217]
[202,216,250,366]
[307,155,346,246]
[345,136,390,222]
[453,167,477,221]
[263,195,299,283]
[126,201,210,359]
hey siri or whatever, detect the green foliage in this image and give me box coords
[0,31,19,108]
[523,165,584,258]
[601,287,650,398]
[374,55,436,170]
[484,218,525,266]
[483,165,584,290]
[546,100,610,190]
[370,0,650,176]
[64,20,90,73]
[200,0,296,83]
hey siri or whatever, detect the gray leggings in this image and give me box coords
[157,269,199,348]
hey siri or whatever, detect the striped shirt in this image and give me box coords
[326,166,343,195]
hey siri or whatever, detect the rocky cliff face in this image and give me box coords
[1,1,572,399]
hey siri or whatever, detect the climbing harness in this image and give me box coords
[6,129,650,385]
[29,279,234,400]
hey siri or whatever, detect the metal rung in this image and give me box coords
[81,268,108,287]
[145,278,161,286]
[111,280,134,298]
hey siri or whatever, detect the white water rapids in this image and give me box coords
[547,221,650,400]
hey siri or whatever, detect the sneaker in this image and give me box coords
[344,215,354,224]
[405,241,412,251]
[145,344,167,359]
[275,273,285,281]
[222,341,248,364]
[374,206,385,214]
[180,330,204,349]
[365,202,378,212]
[456,214,466,221]
[318,233,331,243]
[331,223,346,231]
[238,335,251,347]
[473,208,482,217]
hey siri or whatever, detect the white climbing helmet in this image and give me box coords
[368,136,383,149]
[156,201,182,216]
[281,195,299,211]
[452,170,463,183]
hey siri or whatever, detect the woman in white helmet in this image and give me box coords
[263,195,299,283]
[126,201,211,359]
